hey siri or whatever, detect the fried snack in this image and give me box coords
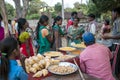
[28,57,35,65]
[72,42,86,48]
[42,69,48,76]
[45,62,51,69]
[33,71,42,78]
[59,47,76,51]
[30,67,37,73]
[37,54,44,60]
[49,65,75,74]
[50,59,60,65]
[26,66,30,73]
[32,63,40,70]
[32,56,40,62]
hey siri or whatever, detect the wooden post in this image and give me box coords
[0,0,9,37]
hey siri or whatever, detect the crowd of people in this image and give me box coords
[0,7,120,80]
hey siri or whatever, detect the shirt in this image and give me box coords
[8,60,28,80]
[79,43,115,80]
[112,17,120,43]
[0,60,28,80]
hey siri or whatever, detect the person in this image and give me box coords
[66,11,78,31]
[8,19,13,35]
[86,14,98,36]
[67,17,84,46]
[52,16,65,50]
[79,32,115,80]
[100,19,112,50]
[36,15,53,54]
[102,7,120,78]
[17,18,34,57]
[12,18,18,38]
[0,14,4,41]
[0,37,28,80]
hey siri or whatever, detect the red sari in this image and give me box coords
[20,38,34,57]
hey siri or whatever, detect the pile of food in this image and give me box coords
[48,62,77,75]
[59,47,76,52]
[44,51,63,57]
[56,55,75,61]
[25,54,60,77]
[72,42,86,48]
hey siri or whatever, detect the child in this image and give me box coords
[0,37,28,80]
[36,15,53,54]
[52,16,64,50]
[101,19,112,49]
[17,18,34,57]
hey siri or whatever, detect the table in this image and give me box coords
[28,56,100,80]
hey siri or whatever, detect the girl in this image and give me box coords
[17,18,34,57]
[52,16,64,50]
[67,17,84,46]
[0,37,28,80]
[36,15,53,54]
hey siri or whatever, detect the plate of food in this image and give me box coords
[44,51,63,57]
[55,55,76,61]
[59,47,76,52]
[72,42,86,49]
[48,62,78,75]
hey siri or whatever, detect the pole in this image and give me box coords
[62,0,64,25]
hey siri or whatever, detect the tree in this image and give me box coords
[0,0,8,36]
[74,2,81,10]
[13,0,29,18]
[54,2,62,13]
[92,0,120,13]
[6,3,15,19]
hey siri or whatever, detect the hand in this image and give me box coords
[101,35,110,39]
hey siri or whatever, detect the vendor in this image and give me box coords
[79,32,115,80]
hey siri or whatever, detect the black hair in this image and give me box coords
[88,14,95,19]
[74,17,80,22]
[36,15,49,39]
[104,19,110,25]
[8,20,11,24]
[0,37,18,80]
[71,12,77,16]
[112,7,120,14]
[52,16,62,28]
[0,13,3,21]
[17,18,27,37]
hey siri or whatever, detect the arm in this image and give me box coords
[79,56,86,72]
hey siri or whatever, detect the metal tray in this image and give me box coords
[48,62,78,75]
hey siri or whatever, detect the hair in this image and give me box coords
[8,20,11,24]
[52,16,62,28]
[0,37,18,80]
[17,18,27,37]
[88,14,95,19]
[73,17,80,22]
[112,7,120,14]
[71,11,77,16]
[0,14,3,27]
[104,19,110,25]
[36,15,49,39]
[0,14,3,21]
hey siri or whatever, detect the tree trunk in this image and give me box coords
[13,0,22,18]
[0,0,9,37]
[22,0,29,18]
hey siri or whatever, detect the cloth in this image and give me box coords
[8,60,28,80]
[66,18,74,31]
[0,26,4,41]
[79,43,115,80]
[112,17,120,43]
[52,24,64,50]
[37,26,50,54]
[0,60,28,80]
[67,25,84,46]
[8,24,12,34]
